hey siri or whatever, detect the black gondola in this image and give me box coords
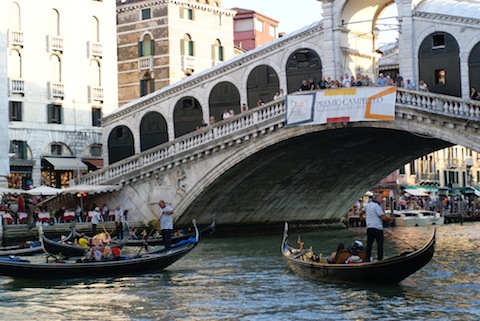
[0,221,199,280]
[125,220,216,247]
[281,222,436,285]
[0,241,43,256]
[40,225,130,257]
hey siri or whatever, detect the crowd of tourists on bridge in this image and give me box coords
[298,72,428,92]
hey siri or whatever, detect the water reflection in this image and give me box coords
[0,223,479,320]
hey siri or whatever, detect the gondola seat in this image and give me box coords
[63,211,75,222]
[38,212,51,224]
[87,211,94,222]
[2,213,14,224]
[332,250,367,264]
[18,212,28,224]
[108,210,115,221]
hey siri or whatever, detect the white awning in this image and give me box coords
[404,188,428,196]
[44,157,88,171]
[60,184,122,195]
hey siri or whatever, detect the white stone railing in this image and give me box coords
[89,86,104,102]
[8,29,23,46]
[138,56,153,70]
[49,81,65,98]
[80,88,479,186]
[88,41,103,58]
[80,100,286,185]
[48,35,63,52]
[8,78,24,94]
[396,88,480,119]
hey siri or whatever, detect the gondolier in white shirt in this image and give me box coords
[365,194,393,262]
[158,200,174,252]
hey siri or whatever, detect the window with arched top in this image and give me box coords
[108,126,135,164]
[9,2,21,29]
[140,112,168,151]
[138,33,155,57]
[140,72,154,97]
[50,55,61,82]
[181,34,194,56]
[9,49,22,78]
[90,16,100,42]
[90,60,101,86]
[212,39,223,61]
[50,9,60,36]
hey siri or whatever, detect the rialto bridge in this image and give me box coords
[80,0,480,225]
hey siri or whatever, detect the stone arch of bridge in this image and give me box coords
[174,121,455,225]
[418,31,461,97]
[173,96,203,138]
[208,81,241,122]
[246,65,280,108]
[108,125,135,164]
[139,111,168,152]
[285,48,323,94]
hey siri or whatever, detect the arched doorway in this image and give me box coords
[173,97,203,137]
[246,65,279,108]
[208,82,240,121]
[140,112,168,152]
[418,32,461,97]
[286,49,322,94]
[468,42,480,93]
[108,125,135,164]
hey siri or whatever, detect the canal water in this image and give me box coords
[0,222,479,321]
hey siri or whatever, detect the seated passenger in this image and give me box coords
[78,234,89,248]
[346,240,364,264]
[86,245,102,261]
[102,246,113,260]
[328,242,345,263]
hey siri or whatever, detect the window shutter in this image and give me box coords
[138,41,143,57]
[189,41,194,56]
[179,7,184,18]
[150,39,155,55]
[140,79,146,97]
[211,44,216,60]
[218,45,224,61]
[180,39,185,55]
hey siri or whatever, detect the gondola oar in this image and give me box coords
[384,229,474,283]
[135,216,161,256]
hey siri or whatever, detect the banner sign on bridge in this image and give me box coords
[285,87,396,126]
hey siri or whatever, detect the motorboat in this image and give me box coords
[391,210,444,227]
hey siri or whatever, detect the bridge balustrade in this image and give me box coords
[396,89,480,119]
[80,88,478,186]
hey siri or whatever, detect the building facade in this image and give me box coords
[398,146,479,189]
[231,7,279,51]
[3,0,119,188]
[116,0,236,106]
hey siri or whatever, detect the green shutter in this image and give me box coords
[138,41,143,57]
[219,45,224,61]
[150,39,155,55]
[189,41,194,56]
[211,44,216,60]
[180,39,185,55]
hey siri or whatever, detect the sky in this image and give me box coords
[221,0,324,34]
[221,0,399,46]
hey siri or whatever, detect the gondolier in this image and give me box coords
[365,194,393,262]
[114,204,125,240]
[158,200,174,252]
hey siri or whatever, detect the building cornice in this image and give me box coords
[413,11,480,26]
[117,0,236,16]
[103,22,324,125]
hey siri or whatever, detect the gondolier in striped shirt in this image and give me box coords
[365,194,393,262]
[158,200,174,253]
[114,204,125,240]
